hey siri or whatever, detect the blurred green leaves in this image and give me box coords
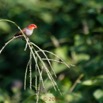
[0,22,11,32]
[93,89,103,102]
[0,0,103,103]
[97,14,103,25]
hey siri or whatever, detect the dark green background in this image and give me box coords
[0,0,103,103]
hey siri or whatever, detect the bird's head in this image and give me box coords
[27,24,37,30]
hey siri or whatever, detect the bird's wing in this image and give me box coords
[14,28,26,37]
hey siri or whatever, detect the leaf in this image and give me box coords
[97,14,103,25]
[0,22,11,32]
[93,89,103,102]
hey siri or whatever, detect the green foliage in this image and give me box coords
[0,0,103,103]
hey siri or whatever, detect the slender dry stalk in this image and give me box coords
[69,74,84,92]
[31,42,57,77]
[0,35,23,54]
[24,52,32,90]
[0,19,74,103]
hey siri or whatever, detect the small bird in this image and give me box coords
[0,24,37,54]
[15,24,37,37]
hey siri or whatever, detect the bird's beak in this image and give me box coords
[35,25,37,29]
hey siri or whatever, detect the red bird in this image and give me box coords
[15,24,37,37]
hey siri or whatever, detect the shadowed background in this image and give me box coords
[0,0,103,103]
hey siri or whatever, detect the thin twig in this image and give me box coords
[24,43,28,51]
[41,58,74,67]
[37,50,74,68]
[31,42,57,77]
[24,52,32,90]
[0,35,22,54]
[69,74,84,92]
[34,49,57,90]
[29,52,32,89]
[34,55,45,92]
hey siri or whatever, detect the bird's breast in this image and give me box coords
[25,28,33,36]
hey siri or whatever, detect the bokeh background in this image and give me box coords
[0,0,103,103]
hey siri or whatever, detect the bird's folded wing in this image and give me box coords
[14,28,26,37]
